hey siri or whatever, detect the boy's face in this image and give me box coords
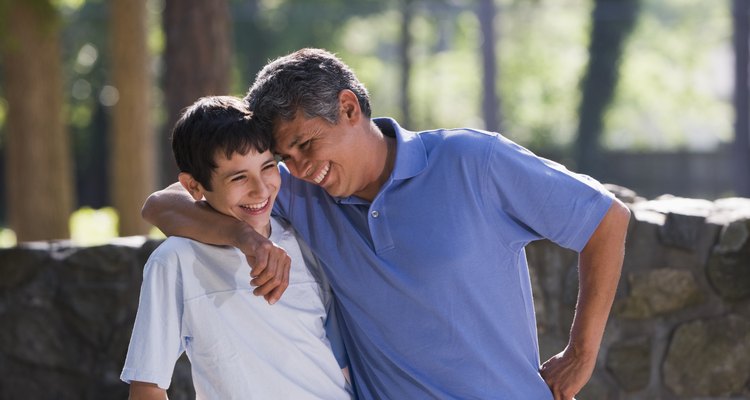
[185,149,280,237]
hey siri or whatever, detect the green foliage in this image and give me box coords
[0,0,735,237]
[498,0,591,149]
[605,0,732,150]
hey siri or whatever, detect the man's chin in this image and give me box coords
[322,185,346,198]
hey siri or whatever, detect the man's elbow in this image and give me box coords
[610,198,632,231]
[585,198,631,253]
[141,191,161,225]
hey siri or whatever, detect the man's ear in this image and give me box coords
[178,172,206,201]
[339,89,361,124]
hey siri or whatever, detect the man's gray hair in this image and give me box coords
[244,48,372,135]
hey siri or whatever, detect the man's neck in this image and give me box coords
[356,121,397,202]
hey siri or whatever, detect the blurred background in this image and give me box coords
[0,0,747,246]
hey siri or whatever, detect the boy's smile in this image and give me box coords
[190,149,280,238]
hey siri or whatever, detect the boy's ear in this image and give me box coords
[178,172,205,201]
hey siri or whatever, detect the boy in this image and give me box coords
[120,96,352,399]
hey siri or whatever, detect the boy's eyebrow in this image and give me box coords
[219,169,246,179]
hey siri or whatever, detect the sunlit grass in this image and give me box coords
[0,228,17,247]
[0,207,165,248]
[70,206,119,246]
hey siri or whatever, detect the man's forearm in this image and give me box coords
[540,199,630,400]
[142,182,250,247]
[141,183,292,303]
[569,199,630,355]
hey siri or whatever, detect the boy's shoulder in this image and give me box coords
[148,236,235,267]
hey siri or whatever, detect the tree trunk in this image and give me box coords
[478,0,501,133]
[399,0,413,129]
[574,0,640,175]
[110,0,155,236]
[162,0,232,186]
[1,1,74,241]
[733,0,750,197]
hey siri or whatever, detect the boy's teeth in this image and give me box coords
[243,198,268,210]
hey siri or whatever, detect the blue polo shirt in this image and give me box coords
[273,118,613,399]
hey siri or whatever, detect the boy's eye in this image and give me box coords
[231,175,245,182]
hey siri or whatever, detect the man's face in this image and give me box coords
[273,110,371,199]
[200,149,280,236]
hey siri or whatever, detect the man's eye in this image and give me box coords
[299,140,311,150]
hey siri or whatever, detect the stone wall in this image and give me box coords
[0,189,748,399]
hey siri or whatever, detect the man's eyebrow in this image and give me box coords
[286,134,302,149]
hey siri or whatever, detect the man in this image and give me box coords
[143,49,630,400]
[122,96,352,399]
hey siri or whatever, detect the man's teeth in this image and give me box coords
[313,163,330,184]
[242,198,268,210]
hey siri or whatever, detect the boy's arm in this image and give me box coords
[142,183,290,304]
[540,199,630,400]
[129,381,167,400]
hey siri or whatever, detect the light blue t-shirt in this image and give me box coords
[121,217,352,399]
[273,118,613,399]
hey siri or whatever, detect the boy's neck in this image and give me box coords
[256,222,272,239]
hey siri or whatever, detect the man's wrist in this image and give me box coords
[230,220,262,250]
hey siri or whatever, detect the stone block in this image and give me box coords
[605,336,651,392]
[706,247,750,302]
[707,218,750,302]
[614,268,704,319]
[663,314,750,397]
[713,219,750,254]
[578,370,614,400]
[0,308,74,369]
[0,247,48,290]
[658,212,707,251]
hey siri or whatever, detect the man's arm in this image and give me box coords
[540,199,631,400]
[142,183,290,304]
[129,381,167,400]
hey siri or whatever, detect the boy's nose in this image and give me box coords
[246,175,269,196]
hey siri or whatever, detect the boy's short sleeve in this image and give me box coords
[120,248,186,389]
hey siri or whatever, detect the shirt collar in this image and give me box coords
[373,117,427,181]
[335,118,427,205]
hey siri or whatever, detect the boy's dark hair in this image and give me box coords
[171,96,271,191]
[244,48,371,135]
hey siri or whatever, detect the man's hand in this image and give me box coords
[235,226,291,305]
[142,183,291,304]
[540,345,594,400]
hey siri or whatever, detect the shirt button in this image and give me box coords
[371,210,379,218]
